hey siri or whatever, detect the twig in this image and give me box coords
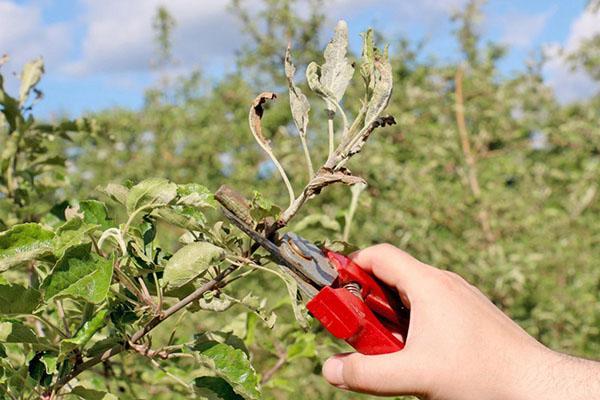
[50,264,239,393]
[454,66,495,243]
[261,346,287,384]
[327,112,335,160]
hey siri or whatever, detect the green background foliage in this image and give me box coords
[0,0,598,399]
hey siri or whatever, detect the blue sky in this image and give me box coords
[1,0,598,120]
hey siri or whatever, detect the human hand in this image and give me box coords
[321,244,600,399]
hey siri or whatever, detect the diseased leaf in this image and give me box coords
[195,341,260,399]
[177,183,217,208]
[249,262,309,329]
[195,376,244,400]
[163,242,225,289]
[0,284,41,315]
[0,223,55,272]
[98,183,129,205]
[248,92,277,150]
[42,243,113,303]
[284,46,310,138]
[364,55,393,126]
[306,62,336,104]
[359,29,376,86]
[305,168,366,197]
[126,178,177,214]
[68,386,118,400]
[198,291,234,312]
[320,20,354,109]
[19,58,44,106]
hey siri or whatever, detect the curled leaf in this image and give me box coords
[249,92,277,150]
[305,168,366,197]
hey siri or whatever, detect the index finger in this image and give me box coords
[349,244,429,296]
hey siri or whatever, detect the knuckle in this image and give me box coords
[436,270,461,288]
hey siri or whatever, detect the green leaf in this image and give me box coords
[163,242,225,289]
[0,284,41,315]
[60,309,108,356]
[0,223,55,272]
[292,214,341,232]
[194,341,260,399]
[177,183,217,208]
[286,333,317,361]
[126,178,177,214]
[79,200,112,230]
[68,386,118,400]
[195,376,244,400]
[250,191,280,221]
[42,243,113,303]
[40,353,58,374]
[19,58,44,106]
[0,321,39,344]
[53,217,97,257]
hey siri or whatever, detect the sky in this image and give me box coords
[1,0,599,119]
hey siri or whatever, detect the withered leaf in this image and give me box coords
[248,92,277,149]
[285,45,310,138]
[365,54,393,126]
[305,168,366,196]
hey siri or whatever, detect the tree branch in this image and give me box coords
[51,264,238,393]
[454,66,495,243]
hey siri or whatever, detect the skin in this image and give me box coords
[321,244,600,399]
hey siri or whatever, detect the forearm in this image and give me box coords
[519,349,600,400]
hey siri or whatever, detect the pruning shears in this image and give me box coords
[216,186,410,355]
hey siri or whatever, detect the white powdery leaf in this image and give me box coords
[320,20,355,111]
[285,46,310,138]
[365,56,393,126]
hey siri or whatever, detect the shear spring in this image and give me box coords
[344,282,362,299]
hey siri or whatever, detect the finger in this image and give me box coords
[349,244,428,293]
[322,351,424,396]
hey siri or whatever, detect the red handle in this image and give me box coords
[306,251,410,355]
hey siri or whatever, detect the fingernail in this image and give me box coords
[322,357,344,386]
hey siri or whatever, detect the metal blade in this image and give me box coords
[220,207,319,298]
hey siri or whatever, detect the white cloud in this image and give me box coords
[63,0,244,76]
[499,9,554,48]
[0,1,72,72]
[543,8,600,103]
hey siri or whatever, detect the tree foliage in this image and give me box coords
[0,0,599,399]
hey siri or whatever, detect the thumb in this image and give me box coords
[322,351,424,396]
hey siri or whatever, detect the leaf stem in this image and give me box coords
[343,183,366,242]
[299,135,314,179]
[327,114,335,160]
